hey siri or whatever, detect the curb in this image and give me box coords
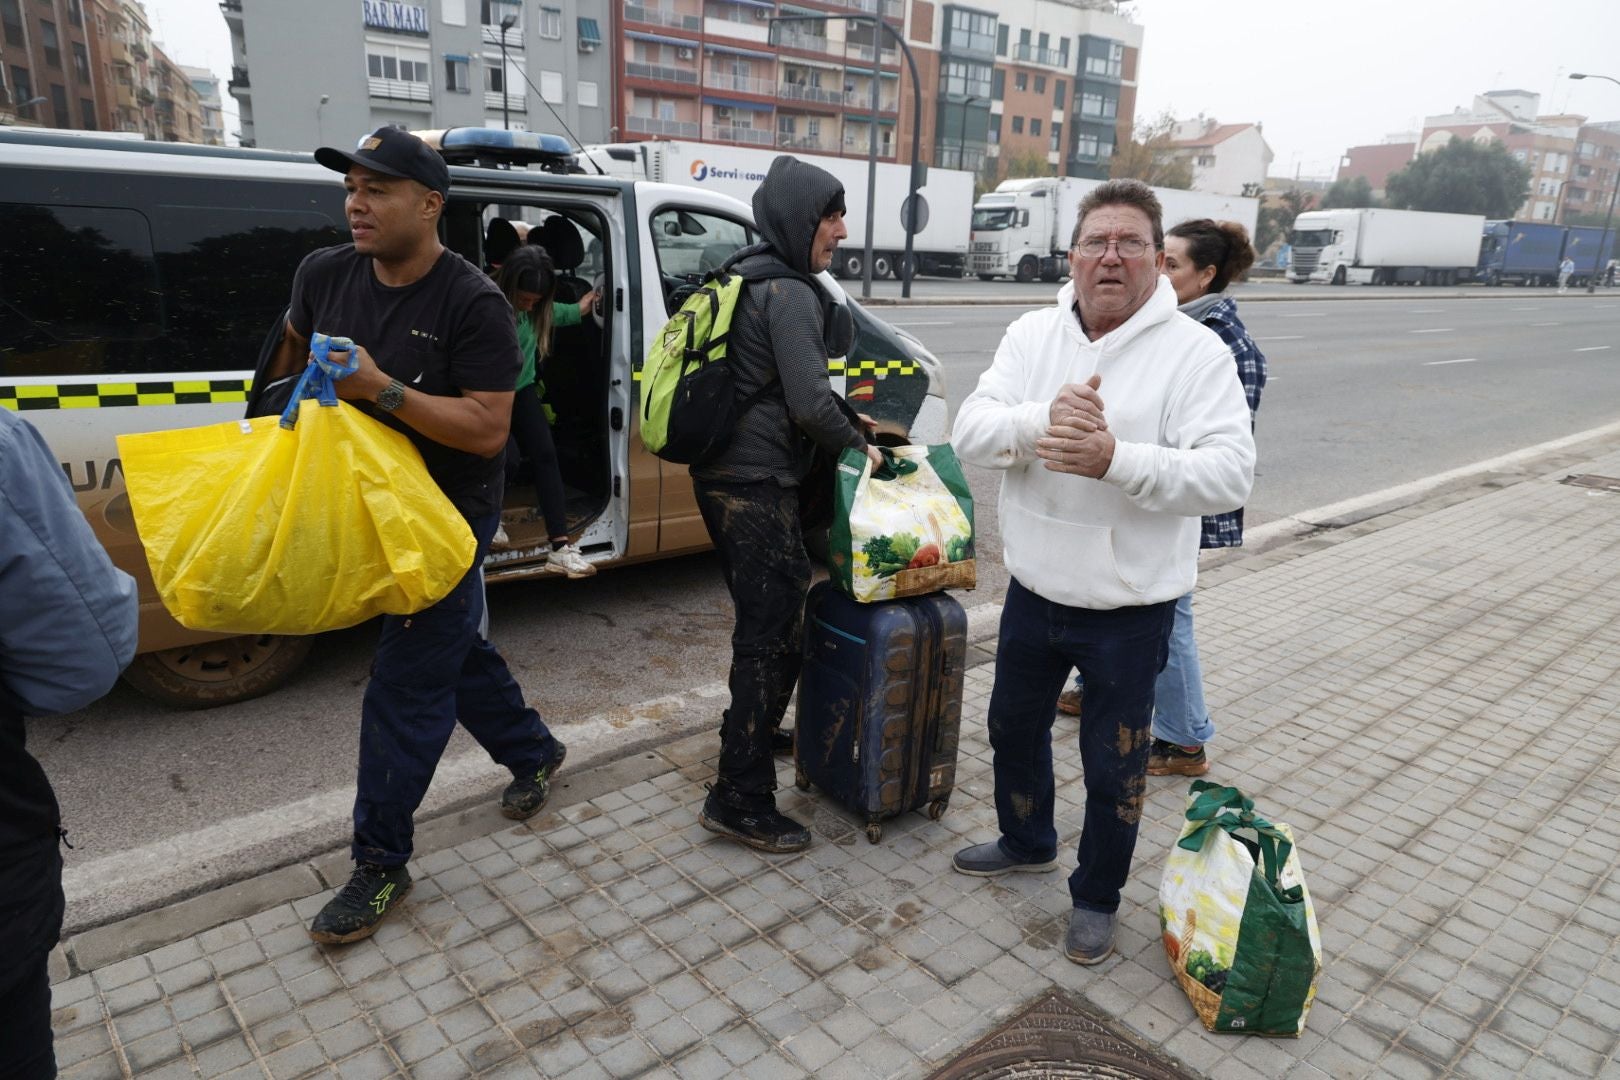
[51,420,1620,980]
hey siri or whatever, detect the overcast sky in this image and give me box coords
[143,0,1620,171]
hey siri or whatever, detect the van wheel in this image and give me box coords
[1331,266,1346,285]
[121,634,313,709]
[1016,256,1039,283]
[841,252,864,279]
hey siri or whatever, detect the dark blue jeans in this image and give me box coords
[353,512,559,867]
[988,579,1175,913]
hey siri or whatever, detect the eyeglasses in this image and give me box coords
[1073,237,1154,259]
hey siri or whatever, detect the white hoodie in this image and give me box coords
[953,276,1255,610]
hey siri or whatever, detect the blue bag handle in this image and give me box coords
[278,333,359,429]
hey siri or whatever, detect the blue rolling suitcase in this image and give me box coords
[794,580,967,843]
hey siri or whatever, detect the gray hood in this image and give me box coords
[751,155,845,276]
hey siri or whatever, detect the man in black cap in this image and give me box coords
[688,155,882,853]
[281,126,567,945]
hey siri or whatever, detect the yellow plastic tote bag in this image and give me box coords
[1160,781,1322,1036]
[828,444,975,602]
[117,341,474,636]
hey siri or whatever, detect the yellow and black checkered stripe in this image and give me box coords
[629,358,920,381]
[0,379,253,411]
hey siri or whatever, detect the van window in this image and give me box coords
[0,204,162,371]
[649,209,753,313]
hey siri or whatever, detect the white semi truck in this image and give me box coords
[582,140,973,279]
[969,176,1260,282]
[1288,208,1484,285]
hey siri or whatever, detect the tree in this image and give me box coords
[1255,188,1317,256]
[1321,175,1378,209]
[1109,111,1193,190]
[1383,138,1533,219]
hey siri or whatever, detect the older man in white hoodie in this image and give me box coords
[951,179,1256,965]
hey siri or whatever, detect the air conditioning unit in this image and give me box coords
[753,7,770,19]
[578,41,596,53]
[676,46,695,60]
[715,106,733,119]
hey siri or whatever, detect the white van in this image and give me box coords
[0,127,948,706]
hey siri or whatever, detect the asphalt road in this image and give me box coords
[35,288,1620,928]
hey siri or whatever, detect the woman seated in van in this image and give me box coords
[489,244,598,578]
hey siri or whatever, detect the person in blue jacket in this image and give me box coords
[0,409,139,1080]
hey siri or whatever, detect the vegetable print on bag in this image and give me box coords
[828,444,975,602]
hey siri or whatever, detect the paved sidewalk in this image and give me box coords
[46,445,1620,1079]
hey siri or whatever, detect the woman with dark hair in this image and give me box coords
[1057,218,1265,780]
[490,244,599,577]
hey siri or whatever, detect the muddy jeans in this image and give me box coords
[988,579,1175,913]
[694,479,810,805]
[0,836,63,1079]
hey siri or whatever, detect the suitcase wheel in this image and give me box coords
[794,764,812,792]
[927,797,949,821]
[865,821,883,844]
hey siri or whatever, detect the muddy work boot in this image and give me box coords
[1065,906,1116,965]
[1146,738,1209,777]
[699,788,811,853]
[308,863,412,945]
[501,740,569,820]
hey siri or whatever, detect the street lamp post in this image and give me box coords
[15,95,47,124]
[499,14,518,130]
[769,12,924,298]
[1570,73,1620,293]
[957,96,978,171]
[315,93,329,147]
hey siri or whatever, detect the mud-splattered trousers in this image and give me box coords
[693,479,811,806]
[987,579,1175,913]
[353,512,561,867]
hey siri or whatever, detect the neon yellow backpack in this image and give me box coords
[640,269,775,464]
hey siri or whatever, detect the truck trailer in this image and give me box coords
[1477,221,1616,286]
[1288,208,1483,285]
[968,176,1260,282]
[581,140,973,279]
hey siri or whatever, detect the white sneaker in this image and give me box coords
[490,523,511,549]
[542,542,596,578]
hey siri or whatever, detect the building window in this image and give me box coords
[81,96,96,127]
[2,0,23,47]
[579,80,597,107]
[67,0,83,27]
[992,68,1003,100]
[49,83,67,125]
[1050,121,1061,153]
[539,69,562,102]
[1014,72,1027,92]
[942,59,991,99]
[1076,132,1097,158]
[538,6,562,39]
[444,55,470,91]
[1059,39,1069,68]
[42,19,62,67]
[1011,115,1023,135]
[72,41,90,81]
[1030,117,1040,137]
[481,0,521,29]
[1197,154,1215,167]
[1081,91,1103,118]
[485,61,503,92]
[996,23,1008,56]
[1054,79,1064,107]
[368,47,430,84]
[10,65,31,106]
[947,9,995,54]
[988,116,998,144]
[1034,75,1045,93]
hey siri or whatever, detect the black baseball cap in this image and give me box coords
[315,126,450,197]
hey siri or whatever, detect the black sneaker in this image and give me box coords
[699,790,811,853]
[501,739,568,820]
[1146,738,1210,777]
[772,727,794,756]
[308,863,412,945]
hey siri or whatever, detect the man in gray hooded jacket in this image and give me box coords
[690,155,883,853]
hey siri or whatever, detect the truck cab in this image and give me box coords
[0,127,947,707]
[969,179,1066,283]
[1287,210,1356,284]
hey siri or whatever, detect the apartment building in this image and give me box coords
[224,0,612,152]
[1,0,99,129]
[1421,91,1587,222]
[1165,117,1272,196]
[1566,121,1620,225]
[183,63,225,145]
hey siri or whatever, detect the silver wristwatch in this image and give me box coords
[375,378,406,413]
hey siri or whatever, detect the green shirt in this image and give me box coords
[514,302,582,391]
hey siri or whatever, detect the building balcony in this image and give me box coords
[1012,43,1064,67]
[777,132,838,152]
[130,39,149,61]
[841,136,895,158]
[705,124,774,146]
[844,41,897,65]
[624,4,702,31]
[627,114,699,137]
[114,83,137,108]
[481,88,524,110]
[481,24,523,48]
[137,86,156,106]
[776,28,830,53]
[778,81,844,107]
[370,78,431,103]
[626,60,699,85]
[705,71,777,97]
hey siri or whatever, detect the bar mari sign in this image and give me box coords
[362,0,429,34]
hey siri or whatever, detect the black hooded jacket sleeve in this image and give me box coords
[690,156,867,486]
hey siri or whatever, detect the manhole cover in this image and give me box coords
[927,991,1191,1080]
[1561,474,1620,493]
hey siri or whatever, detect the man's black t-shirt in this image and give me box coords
[288,245,518,519]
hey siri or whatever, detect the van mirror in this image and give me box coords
[677,211,707,236]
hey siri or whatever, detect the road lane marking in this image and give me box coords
[1423,358,1479,366]
[1410,328,1454,334]
[1575,345,1612,352]
[1531,321,1560,326]
[1409,309,1444,313]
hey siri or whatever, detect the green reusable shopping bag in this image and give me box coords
[1159,781,1322,1036]
[828,444,975,602]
